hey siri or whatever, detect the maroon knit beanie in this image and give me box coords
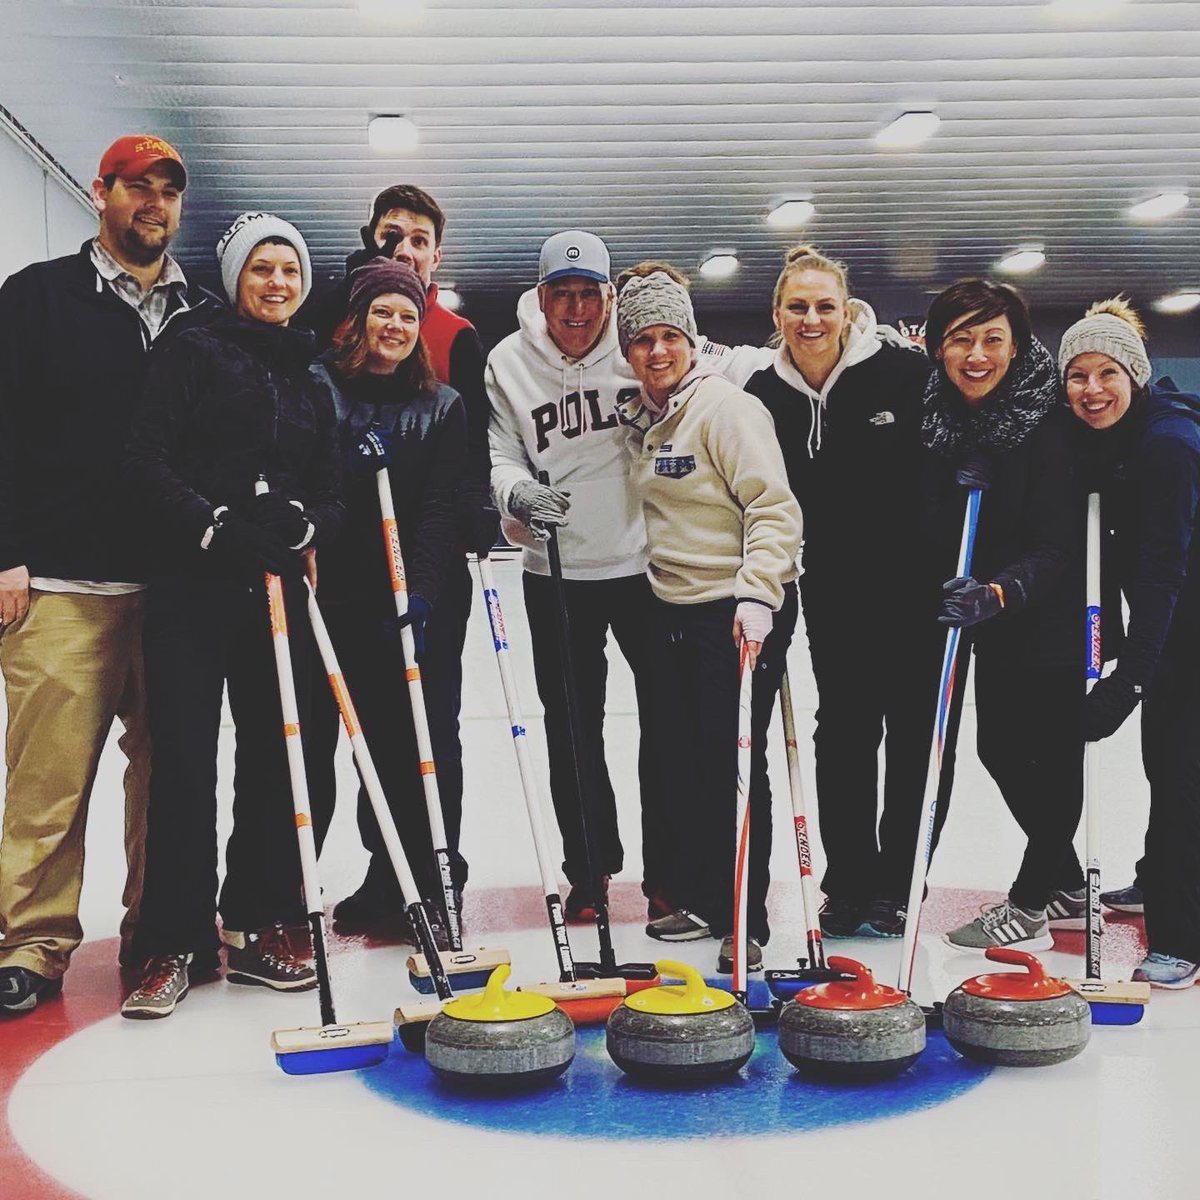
[348,259,427,322]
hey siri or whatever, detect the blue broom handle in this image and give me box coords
[897,486,982,997]
[1085,493,1102,980]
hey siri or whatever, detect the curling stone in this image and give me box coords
[425,964,575,1090]
[943,947,1090,1067]
[606,959,755,1082]
[778,956,925,1081]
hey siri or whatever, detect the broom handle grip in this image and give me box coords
[779,669,825,970]
[376,467,461,952]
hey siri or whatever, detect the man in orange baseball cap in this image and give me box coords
[0,134,213,1016]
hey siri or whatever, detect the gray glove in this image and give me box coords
[508,479,571,535]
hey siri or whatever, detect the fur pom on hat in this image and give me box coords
[1059,297,1152,388]
[215,211,312,307]
[616,271,697,356]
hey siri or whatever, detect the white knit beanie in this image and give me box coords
[616,272,697,356]
[1058,312,1151,387]
[215,211,312,307]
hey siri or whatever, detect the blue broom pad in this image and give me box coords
[409,966,493,994]
[1088,1001,1145,1027]
[276,1041,392,1076]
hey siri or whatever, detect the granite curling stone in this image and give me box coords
[425,964,575,1090]
[943,946,1091,1067]
[778,956,925,1081]
[606,959,755,1082]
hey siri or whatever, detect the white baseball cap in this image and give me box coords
[538,230,610,284]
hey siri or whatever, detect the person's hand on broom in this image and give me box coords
[733,599,773,670]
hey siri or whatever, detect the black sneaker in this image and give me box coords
[1100,883,1144,915]
[818,896,868,938]
[332,872,405,928]
[564,876,610,923]
[864,899,906,939]
[0,966,64,1015]
[223,924,317,991]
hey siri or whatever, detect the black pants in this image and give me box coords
[972,653,1085,910]
[522,570,673,897]
[1140,663,1200,962]
[306,566,471,904]
[804,588,947,904]
[659,584,799,942]
[134,577,311,962]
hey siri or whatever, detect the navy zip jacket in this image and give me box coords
[1079,380,1200,688]
[0,241,214,580]
[308,351,466,613]
[124,309,343,583]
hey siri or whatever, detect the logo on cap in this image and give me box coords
[566,246,581,261]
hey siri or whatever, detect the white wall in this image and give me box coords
[0,127,97,282]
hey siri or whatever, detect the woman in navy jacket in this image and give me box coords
[1061,297,1200,988]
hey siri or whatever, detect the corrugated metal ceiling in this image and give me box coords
[4,0,1200,311]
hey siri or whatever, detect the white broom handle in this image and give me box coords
[733,639,753,998]
[375,467,460,949]
[305,580,423,907]
[1085,492,1102,980]
[898,486,982,996]
[476,556,561,899]
[779,669,825,970]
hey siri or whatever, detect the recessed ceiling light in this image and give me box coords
[699,253,739,280]
[767,200,816,228]
[1153,291,1200,315]
[875,111,940,149]
[996,248,1046,275]
[438,288,462,312]
[368,115,419,154]
[1128,192,1189,222]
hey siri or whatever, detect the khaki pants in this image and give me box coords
[0,589,148,977]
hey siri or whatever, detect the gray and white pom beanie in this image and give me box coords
[617,272,698,356]
[1058,312,1151,387]
[215,211,312,307]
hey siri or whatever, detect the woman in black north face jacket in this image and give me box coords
[923,278,1086,957]
[301,258,469,938]
[121,213,343,1019]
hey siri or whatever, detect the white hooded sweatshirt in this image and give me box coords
[486,286,770,580]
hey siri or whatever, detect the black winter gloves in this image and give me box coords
[1082,674,1142,742]
[384,595,431,659]
[253,491,313,549]
[354,426,394,475]
[210,512,303,581]
[456,483,501,556]
[956,451,993,492]
[939,576,1004,627]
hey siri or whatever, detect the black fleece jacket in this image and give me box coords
[124,309,343,582]
[309,352,466,613]
[922,404,1084,668]
[744,342,931,601]
[1076,380,1200,688]
[0,241,214,580]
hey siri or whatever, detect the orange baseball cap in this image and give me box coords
[97,135,187,187]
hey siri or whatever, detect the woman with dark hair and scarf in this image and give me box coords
[921,278,1086,954]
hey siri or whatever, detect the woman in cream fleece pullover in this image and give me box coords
[615,268,802,973]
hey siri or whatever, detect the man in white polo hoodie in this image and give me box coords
[486,232,769,924]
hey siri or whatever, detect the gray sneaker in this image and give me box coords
[1045,887,1099,931]
[223,924,317,991]
[942,899,1053,953]
[645,908,711,942]
[122,954,192,1020]
[716,936,763,974]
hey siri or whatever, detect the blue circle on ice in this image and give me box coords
[362,1026,990,1138]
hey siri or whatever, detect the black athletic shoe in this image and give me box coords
[564,876,610,923]
[0,966,64,1015]
[863,899,906,939]
[332,873,405,928]
[818,896,868,938]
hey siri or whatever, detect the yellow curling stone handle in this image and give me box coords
[443,964,557,1022]
[624,960,737,1015]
